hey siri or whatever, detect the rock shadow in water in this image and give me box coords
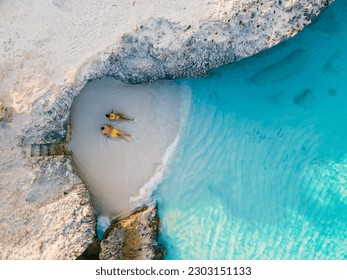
[328,89,337,97]
[323,50,345,76]
[264,91,286,107]
[312,13,341,35]
[293,89,315,108]
[250,49,307,85]
[206,70,223,79]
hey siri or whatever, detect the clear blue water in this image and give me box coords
[155,1,347,259]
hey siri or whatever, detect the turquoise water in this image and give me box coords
[155,1,347,259]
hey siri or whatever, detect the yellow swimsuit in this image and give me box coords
[109,113,119,121]
[110,128,119,138]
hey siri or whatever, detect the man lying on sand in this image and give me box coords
[106,111,134,121]
[101,124,131,142]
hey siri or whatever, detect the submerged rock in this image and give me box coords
[294,89,316,108]
[328,88,337,97]
[100,205,166,260]
[250,49,308,85]
[323,50,345,76]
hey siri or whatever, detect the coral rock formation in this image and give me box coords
[100,205,165,260]
[0,157,95,259]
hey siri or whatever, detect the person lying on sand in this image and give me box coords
[101,124,131,142]
[106,111,134,121]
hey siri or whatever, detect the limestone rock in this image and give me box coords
[100,205,165,260]
[3,0,333,145]
[0,156,96,259]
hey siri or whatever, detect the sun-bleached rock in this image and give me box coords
[100,205,165,260]
[0,0,334,144]
[0,156,95,259]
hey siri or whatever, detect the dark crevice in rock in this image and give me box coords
[0,103,13,124]
[76,237,101,260]
[76,204,166,260]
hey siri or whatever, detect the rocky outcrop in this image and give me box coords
[11,0,334,145]
[0,156,95,259]
[20,0,334,145]
[100,205,165,260]
[106,0,333,83]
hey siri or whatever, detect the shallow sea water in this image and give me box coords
[156,1,347,259]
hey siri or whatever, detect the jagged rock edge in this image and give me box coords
[23,0,334,144]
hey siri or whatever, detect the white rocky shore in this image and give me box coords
[0,0,333,259]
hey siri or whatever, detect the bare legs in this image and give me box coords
[117,130,131,137]
[118,114,135,121]
[103,113,133,142]
[116,134,130,143]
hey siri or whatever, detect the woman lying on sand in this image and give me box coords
[106,111,134,121]
[101,124,131,142]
